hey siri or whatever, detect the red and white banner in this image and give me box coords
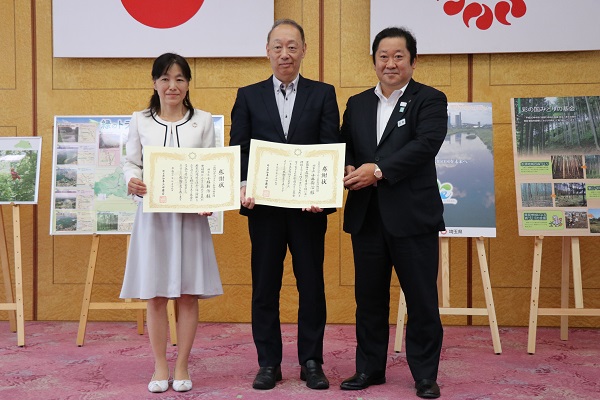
[53,0,274,58]
[371,0,600,54]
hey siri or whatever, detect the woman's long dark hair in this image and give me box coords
[145,53,194,120]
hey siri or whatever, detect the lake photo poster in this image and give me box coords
[437,103,496,238]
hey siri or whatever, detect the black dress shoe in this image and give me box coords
[340,372,386,390]
[415,379,440,399]
[252,366,282,390]
[300,360,329,389]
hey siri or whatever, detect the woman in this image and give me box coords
[120,53,223,393]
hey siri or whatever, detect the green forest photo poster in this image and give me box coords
[0,137,42,204]
[511,96,600,236]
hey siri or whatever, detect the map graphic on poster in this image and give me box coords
[0,137,43,205]
[50,115,226,235]
[437,103,496,238]
[511,96,600,236]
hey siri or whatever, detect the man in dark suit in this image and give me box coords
[340,27,447,399]
[229,19,340,391]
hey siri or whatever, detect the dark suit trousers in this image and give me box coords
[351,191,443,381]
[248,207,327,367]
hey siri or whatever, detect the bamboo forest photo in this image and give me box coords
[513,96,600,155]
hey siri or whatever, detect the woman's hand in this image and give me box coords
[128,177,147,196]
[240,185,256,209]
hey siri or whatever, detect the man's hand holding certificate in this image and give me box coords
[246,139,345,209]
[143,146,240,213]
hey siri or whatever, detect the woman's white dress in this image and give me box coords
[120,109,223,300]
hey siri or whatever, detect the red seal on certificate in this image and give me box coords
[262,190,270,198]
[159,196,167,203]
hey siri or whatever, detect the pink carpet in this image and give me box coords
[0,322,599,399]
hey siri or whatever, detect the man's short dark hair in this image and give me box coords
[267,19,305,44]
[372,27,417,65]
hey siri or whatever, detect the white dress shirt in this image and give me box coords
[273,75,299,139]
[374,82,409,145]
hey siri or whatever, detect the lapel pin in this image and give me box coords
[399,101,408,113]
[398,118,406,127]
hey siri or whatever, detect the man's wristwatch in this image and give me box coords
[374,164,383,180]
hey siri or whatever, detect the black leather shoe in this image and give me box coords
[300,360,329,389]
[252,366,282,390]
[340,372,386,390]
[415,379,440,399]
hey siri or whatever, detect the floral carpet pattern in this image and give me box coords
[0,322,599,399]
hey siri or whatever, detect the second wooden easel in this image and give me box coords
[76,234,177,346]
[0,205,25,346]
[527,236,600,354]
[394,236,502,354]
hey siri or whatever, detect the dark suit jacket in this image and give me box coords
[230,75,340,216]
[341,79,447,237]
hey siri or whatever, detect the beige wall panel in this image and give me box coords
[195,59,273,89]
[34,0,342,322]
[33,0,168,321]
[14,0,600,328]
[471,50,600,329]
[339,0,372,88]
[0,0,34,322]
[338,0,456,91]
[212,213,252,285]
[0,127,17,136]
[189,89,237,127]
[52,235,128,285]
[332,0,472,325]
[474,53,600,124]
[0,0,16,89]
[52,59,151,90]
[490,52,600,86]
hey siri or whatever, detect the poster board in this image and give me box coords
[50,115,226,235]
[511,96,600,236]
[0,137,42,204]
[437,103,496,237]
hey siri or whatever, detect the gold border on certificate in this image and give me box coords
[246,139,345,208]
[143,146,240,213]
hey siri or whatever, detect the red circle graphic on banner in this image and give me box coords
[121,0,204,29]
[442,0,527,30]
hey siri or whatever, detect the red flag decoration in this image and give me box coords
[120,0,205,29]
[370,0,600,54]
[53,0,274,57]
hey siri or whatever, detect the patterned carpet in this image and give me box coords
[0,321,599,399]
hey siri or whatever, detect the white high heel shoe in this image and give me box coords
[172,370,192,392]
[148,372,169,393]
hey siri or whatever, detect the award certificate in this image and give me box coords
[143,145,240,213]
[246,139,345,208]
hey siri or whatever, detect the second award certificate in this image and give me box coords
[143,145,240,213]
[246,139,345,208]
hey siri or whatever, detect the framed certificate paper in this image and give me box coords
[246,139,345,208]
[142,145,240,213]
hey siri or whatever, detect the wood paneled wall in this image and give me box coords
[1,0,599,328]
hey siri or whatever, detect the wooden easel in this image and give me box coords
[76,234,177,346]
[0,205,25,346]
[394,237,502,354]
[527,236,600,354]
